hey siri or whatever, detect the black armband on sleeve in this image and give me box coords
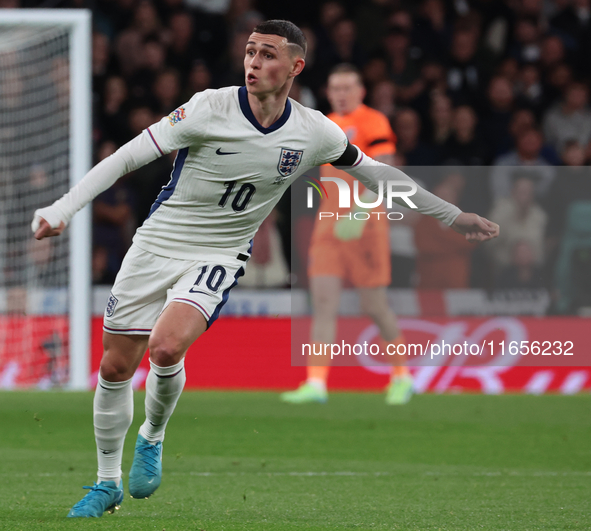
[368,138,388,146]
[330,141,359,167]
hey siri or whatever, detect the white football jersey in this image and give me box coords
[133,86,348,259]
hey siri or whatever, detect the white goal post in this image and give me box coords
[0,9,92,390]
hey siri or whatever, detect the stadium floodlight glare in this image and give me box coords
[0,9,92,390]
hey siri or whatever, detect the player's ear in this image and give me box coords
[289,57,305,78]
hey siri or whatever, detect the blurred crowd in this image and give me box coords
[7,0,591,312]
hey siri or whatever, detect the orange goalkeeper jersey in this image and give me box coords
[314,104,397,236]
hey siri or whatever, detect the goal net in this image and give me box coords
[0,11,91,389]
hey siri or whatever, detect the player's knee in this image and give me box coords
[99,356,134,382]
[148,336,185,367]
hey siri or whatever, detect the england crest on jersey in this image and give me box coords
[105,293,118,317]
[277,148,303,179]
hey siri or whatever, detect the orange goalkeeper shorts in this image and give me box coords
[308,224,391,288]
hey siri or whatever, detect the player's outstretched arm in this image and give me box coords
[335,144,499,242]
[32,132,162,240]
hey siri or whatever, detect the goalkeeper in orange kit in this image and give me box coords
[281,64,412,405]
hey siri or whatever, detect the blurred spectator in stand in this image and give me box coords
[92,140,137,284]
[387,9,413,37]
[550,0,591,51]
[495,240,545,289]
[182,60,212,102]
[509,16,542,63]
[92,32,112,98]
[561,138,591,167]
[496,108,560,164]
[413,0,451,63]
[445,20,489,108]
[128,105,155,136]
[369,79,397,124]
[166,11,197,76]
[569,0,591,75]
[539,35,568,92]
[410,59,447,122]
[180,0,228,64]
[491,128,555,201]
[441,105,490,166]
[129,38,167,102]
[422,59,447,94]
[496,57,520,85]
[543,81,591,153]
[315,1,346,51]
[355,0,396,56]
[414,174,474,288]
[545,141,591,258]
[382,23,423,104]
[393,108,437,166]
[426,92,453,152]
[99,76,131,146]
[518,0,544,19]
[475,0,514,58]
[480,76,515,157]
[153,68,182,115]
[542,63,574,113]
[114,27,144,79]
[131,0,164,39]
[487,175,547,272]
[95,0,136,36]
[515,63,544,116]
[319,18,367,70]
[362,56,389,91]
[545,0,573,19]
[225,0,263,34]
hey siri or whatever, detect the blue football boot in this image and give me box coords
[129,434,162,498]
[67,480,123,517]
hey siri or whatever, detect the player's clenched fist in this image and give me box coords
[31,207,66,240]
[451,212,500,242]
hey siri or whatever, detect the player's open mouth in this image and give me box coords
[247,74,257,83]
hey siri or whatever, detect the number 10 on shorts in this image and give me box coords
[190,265,227,294]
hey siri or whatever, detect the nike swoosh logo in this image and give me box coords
[189,288,209,295]
[100,449,115,455]
[216,148,240,155]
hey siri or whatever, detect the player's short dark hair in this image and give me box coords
[328,63,363,84]
[253,20,307,57]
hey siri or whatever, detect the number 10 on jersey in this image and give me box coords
[218,181,256,212]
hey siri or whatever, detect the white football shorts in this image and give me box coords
[103,243,248,335]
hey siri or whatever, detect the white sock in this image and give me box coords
[138,359,186,444]
[307,377,327,393]
[94,375,133,486]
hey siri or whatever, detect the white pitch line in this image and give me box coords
[1,470,590,478]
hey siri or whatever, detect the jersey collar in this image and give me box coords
[238,86,292,135]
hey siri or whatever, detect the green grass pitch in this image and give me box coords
[1,391,590,530]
